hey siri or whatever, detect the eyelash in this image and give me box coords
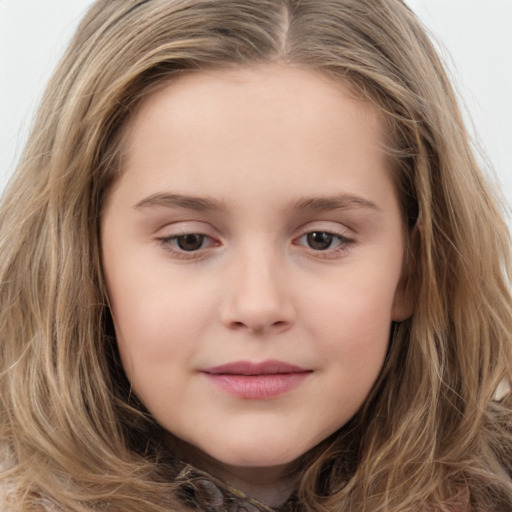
[157,229,354,260]
[295,231,354,258]
[156,233,219,259]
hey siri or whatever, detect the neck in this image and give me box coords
[168,438,300,507]
[206,462,298,507]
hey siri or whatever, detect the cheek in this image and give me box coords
[301,269,397,394]
[106,261,216,384]
[111,294,205,411]
[304,266,398,341]
[311,295,391,377]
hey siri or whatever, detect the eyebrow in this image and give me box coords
[133,193,229,212]
[133,192,381,214]
[292,194,381,213]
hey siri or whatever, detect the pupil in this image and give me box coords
[177,234,204,251]
[307,232,333,250]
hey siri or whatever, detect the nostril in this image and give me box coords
[228,319,290,333]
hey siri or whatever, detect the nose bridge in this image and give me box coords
[221,241,294,332]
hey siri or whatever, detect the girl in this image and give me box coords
[1,0,511,510]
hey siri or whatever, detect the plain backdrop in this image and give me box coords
[1,1,511,212]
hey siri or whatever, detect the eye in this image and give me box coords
[304,232,337,250]
[157,232,218,255]
[295,230,353,255]
[174,233,207,251]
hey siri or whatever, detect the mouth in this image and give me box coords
[203,359,309,375]
[201,360,312,399]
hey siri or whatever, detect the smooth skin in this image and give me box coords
[101,65,412,506]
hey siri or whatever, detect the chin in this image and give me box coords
[200,437,310,470]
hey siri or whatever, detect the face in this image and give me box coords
[101,65,411,481]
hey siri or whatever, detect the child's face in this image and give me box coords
[102,65,410,478]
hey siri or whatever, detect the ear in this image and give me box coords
[391,227,417,322]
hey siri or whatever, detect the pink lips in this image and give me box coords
[201,360,312,399]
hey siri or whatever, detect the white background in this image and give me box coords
[1,1,511,211]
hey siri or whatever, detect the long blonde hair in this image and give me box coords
[1,0,511,510]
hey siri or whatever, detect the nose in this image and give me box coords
[220,249,296,334]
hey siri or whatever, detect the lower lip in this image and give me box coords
[203,372,310,399]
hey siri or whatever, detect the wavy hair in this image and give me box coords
[1,0,512,510]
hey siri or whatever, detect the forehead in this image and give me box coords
[124,64,382,142]
[105,64,396,215]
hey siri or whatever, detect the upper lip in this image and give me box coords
[202,360,310,375]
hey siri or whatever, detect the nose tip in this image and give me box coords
[220,263,295,334]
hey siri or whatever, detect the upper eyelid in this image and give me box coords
[153,213,357,236]
[154,220,218,235]
[155,222,353,239]
[293,220,353,237]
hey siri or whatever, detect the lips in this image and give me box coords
[201,360,312,399]
[204,360,309,375]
